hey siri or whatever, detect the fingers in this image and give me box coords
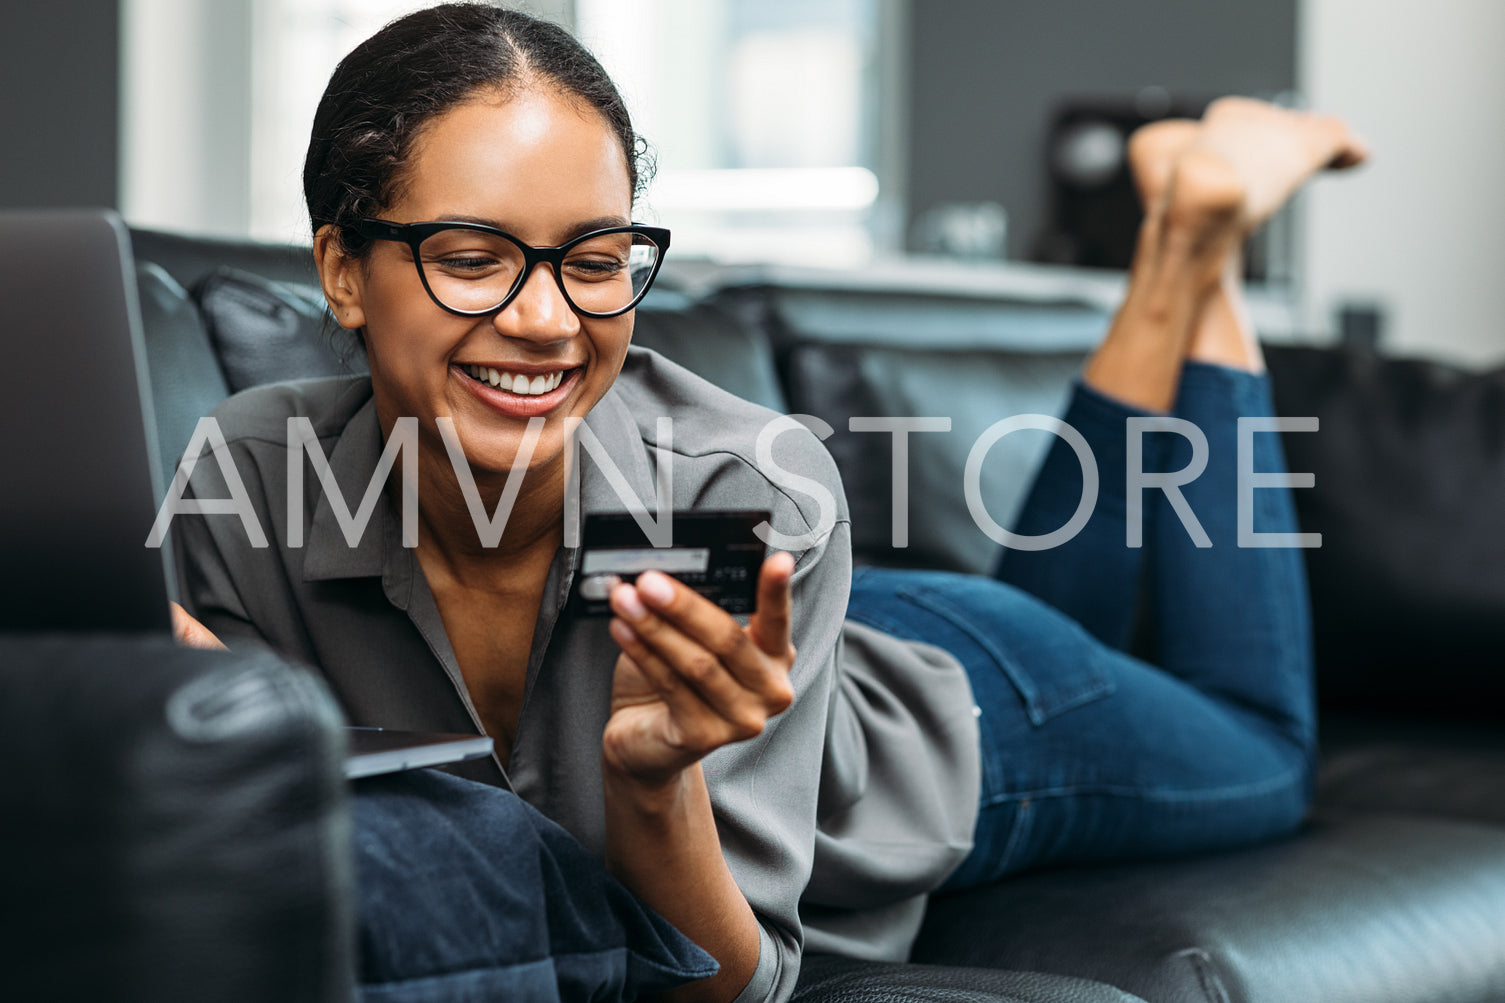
[169,601,228,651]
[609,621,768,743]
[749,552,795,659]
[609,571,794,724]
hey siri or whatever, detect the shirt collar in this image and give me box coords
[301,364,661,583]
[573,377,663,537]
[302,394,390,581]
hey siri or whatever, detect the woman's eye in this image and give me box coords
[564,257,625,280]
[435,254,502,274]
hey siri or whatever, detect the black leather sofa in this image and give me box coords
[19,225,1505,1003]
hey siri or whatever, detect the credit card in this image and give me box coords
[572,509,770,617]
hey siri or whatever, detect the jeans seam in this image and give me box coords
[982,762,1305,806]
[994,797,1034,872]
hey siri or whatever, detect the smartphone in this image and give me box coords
[572,509,771,616]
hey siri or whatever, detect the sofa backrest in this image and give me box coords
[133,228,319,290]
[1267,343,1505,714]
[128,228,1505,717]
[128,230,787,484]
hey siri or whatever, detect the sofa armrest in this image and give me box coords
[0,634,354,1003]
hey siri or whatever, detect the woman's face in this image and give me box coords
[328,86,635,481]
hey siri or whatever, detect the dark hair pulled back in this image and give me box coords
[303,2,649,256]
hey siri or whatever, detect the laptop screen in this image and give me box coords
[0,209,173,633]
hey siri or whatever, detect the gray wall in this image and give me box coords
[0,0,120,209]
[906,0,1295,260]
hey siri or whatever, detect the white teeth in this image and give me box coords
[463,363,569,396]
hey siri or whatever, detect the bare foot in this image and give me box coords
[1124,100,1368,373]
[1127,120,1253,370]
[1191,97,1367,235]
[1082,125,1242,410]
[1127,118,1199,213]
[1130,99,1366,246]
[1086,99,1367,404]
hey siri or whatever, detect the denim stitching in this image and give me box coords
[988,762,1305,805]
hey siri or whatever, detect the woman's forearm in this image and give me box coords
[602,761,763,1003]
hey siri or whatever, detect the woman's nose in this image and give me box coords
[493,262,579,342]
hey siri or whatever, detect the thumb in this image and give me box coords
[748,552,795,658]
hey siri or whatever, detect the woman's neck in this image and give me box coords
[407,442,568,592]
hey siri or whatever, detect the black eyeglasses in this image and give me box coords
[354,218,671,319]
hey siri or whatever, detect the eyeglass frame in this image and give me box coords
[352,217,672,320]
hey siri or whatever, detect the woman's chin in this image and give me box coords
[450,425,568,483]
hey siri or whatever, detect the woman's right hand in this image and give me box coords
[602,552,797,792]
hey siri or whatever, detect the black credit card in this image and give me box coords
[572,509,770,617]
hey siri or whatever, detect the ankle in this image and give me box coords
[1185,276,1264,373]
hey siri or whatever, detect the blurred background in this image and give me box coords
[3,0,1503,365]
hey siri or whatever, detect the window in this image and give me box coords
[574,0,888,264]
[122,0,891,261]
[248,0,435,243]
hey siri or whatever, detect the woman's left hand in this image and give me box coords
[170,601,228,651]
[603,552,797,789]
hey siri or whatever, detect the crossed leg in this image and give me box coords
[847,99,1367,888]
[1086,97,1367,408]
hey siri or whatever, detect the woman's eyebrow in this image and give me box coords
[426,214,632,243]
[560,215,631,241]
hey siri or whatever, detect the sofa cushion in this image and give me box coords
[793,955,1147,1002]
[195,267,365,393]
[133,227,320,291]
[1266,344,1505,713]
[352,768,717,1001]
[1316,713,1505,825]
[0,635,353,1003]
[137,262,232,483]
[783,341,1087,573]
[632,289,787,411]
[912,812,1505,1003]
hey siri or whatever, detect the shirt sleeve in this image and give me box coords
[695,451,854,1003]
[170,428,282,652]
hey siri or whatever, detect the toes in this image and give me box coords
[1310,114,1370,170]
[1201,95,1270,125]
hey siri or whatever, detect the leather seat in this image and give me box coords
[913,812,1505,1003]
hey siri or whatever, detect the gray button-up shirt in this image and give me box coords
[177,347,979,1003]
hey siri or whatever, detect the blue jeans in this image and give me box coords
[845,363,1316,890]
[351,769,716,1000]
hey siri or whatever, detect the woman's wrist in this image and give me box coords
[601,755,701,819]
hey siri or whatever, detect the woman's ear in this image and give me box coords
[314,224,367,331]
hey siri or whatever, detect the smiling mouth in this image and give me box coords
[460,363,572,396]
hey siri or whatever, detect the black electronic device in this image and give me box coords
[0,209,174,632]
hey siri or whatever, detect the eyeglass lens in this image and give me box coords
[417,229,660,315]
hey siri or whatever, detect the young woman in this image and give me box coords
[172,5,1366,1001]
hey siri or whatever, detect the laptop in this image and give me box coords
[0,208,492,779]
